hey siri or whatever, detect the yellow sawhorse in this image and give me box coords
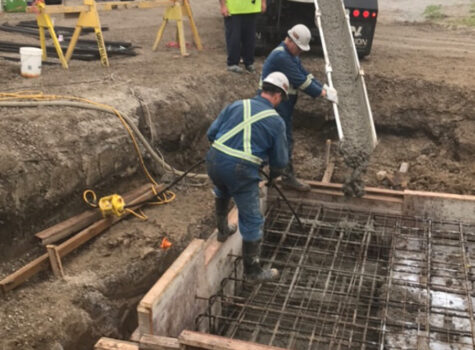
[31,0,203,69]
[152,0,202,56]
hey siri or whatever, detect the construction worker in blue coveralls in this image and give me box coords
[260,24,338,192]
[206,72,290,282]
[219,0,266,73]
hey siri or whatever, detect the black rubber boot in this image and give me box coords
[280,163,310,192]
[215,197,237,242]
[242,240,279,282]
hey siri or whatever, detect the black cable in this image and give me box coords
[125,159,206,208]
[259,169,305,231]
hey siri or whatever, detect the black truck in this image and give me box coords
[255,0,378,57]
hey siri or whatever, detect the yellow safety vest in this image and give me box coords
[226,0,262,15]
[212,99,279,165]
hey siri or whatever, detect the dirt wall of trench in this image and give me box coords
[0,73,255,257]
[1,71,474,257]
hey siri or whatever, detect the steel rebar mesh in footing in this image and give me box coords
[196,200,475,350]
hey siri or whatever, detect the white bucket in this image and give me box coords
[20,47,43,78]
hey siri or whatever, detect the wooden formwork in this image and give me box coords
[96,330,287,349]
[97,182,475,350]
[269,181,475,223]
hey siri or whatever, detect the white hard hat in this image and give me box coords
[263,72,289,98]
[288,24,311,51]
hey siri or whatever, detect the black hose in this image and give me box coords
[125,159,206,208]
[259,170,305,231]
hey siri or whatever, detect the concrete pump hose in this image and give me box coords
[0,100,208,180]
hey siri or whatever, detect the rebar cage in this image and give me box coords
[196,200,475,349]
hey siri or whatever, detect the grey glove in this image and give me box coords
[267,167,284,186]
[323,84,338,104]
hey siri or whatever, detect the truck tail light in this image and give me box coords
[362,10,370,18]
[352,9,360,18]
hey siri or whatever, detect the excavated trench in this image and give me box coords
[0,73,474,350]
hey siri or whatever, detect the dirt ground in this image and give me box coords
[0,0,474,349]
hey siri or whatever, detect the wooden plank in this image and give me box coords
[46,245,65,279]
[139,334,180,350]
[0,185,164,294]
[321,162,334,183]
[36,209,102,245]
[138,239,206,337]
[403,190,475,223]
[178,330,286,350]
[305,180,405,197]
[0,254,49,295]
[95,337,139,350]
[36,184,151,245]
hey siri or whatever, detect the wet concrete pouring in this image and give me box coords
[1,0,475,348]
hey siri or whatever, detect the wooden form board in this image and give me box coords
[404,190,475,223]
[95,337,139,350]
[269,180,405,216]
[96,331,288,350]
[140,334,180,349]
[269,180,475,223]
[138,239,207,336]
[138,207,242,338]
[178,330,287,350]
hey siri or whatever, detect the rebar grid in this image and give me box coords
[197,200,475,350]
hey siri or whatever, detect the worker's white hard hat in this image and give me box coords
[288,24,311,51]
[263,72,290,98]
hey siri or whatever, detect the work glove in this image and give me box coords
[266,167,284,187]
[323,84,338,104]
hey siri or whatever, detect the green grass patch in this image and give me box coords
[423,5,446,20]
[470,1,475,14]
[452,1,475,27]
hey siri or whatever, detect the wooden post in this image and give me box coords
[322,139,334,183]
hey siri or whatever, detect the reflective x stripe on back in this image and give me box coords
[212,99,278,165]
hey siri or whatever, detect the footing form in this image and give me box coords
[96,183,475,350]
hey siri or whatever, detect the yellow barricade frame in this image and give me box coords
[30,0,203,69]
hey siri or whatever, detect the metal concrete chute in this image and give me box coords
[313,0,377,150]
[313,0,343,141]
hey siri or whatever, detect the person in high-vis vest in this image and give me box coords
[260,24,338,192]
[206,72,289,282]
[219,0,266,74]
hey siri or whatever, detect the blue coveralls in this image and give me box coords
[206,95,288,242]
[261,42,323,158]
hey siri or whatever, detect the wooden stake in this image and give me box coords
[325,139,332,167]
[46,245,65,279]
[321,162,335,183]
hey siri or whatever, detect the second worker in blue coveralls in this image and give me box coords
[206,72,290,282]
[261,24,338,192]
